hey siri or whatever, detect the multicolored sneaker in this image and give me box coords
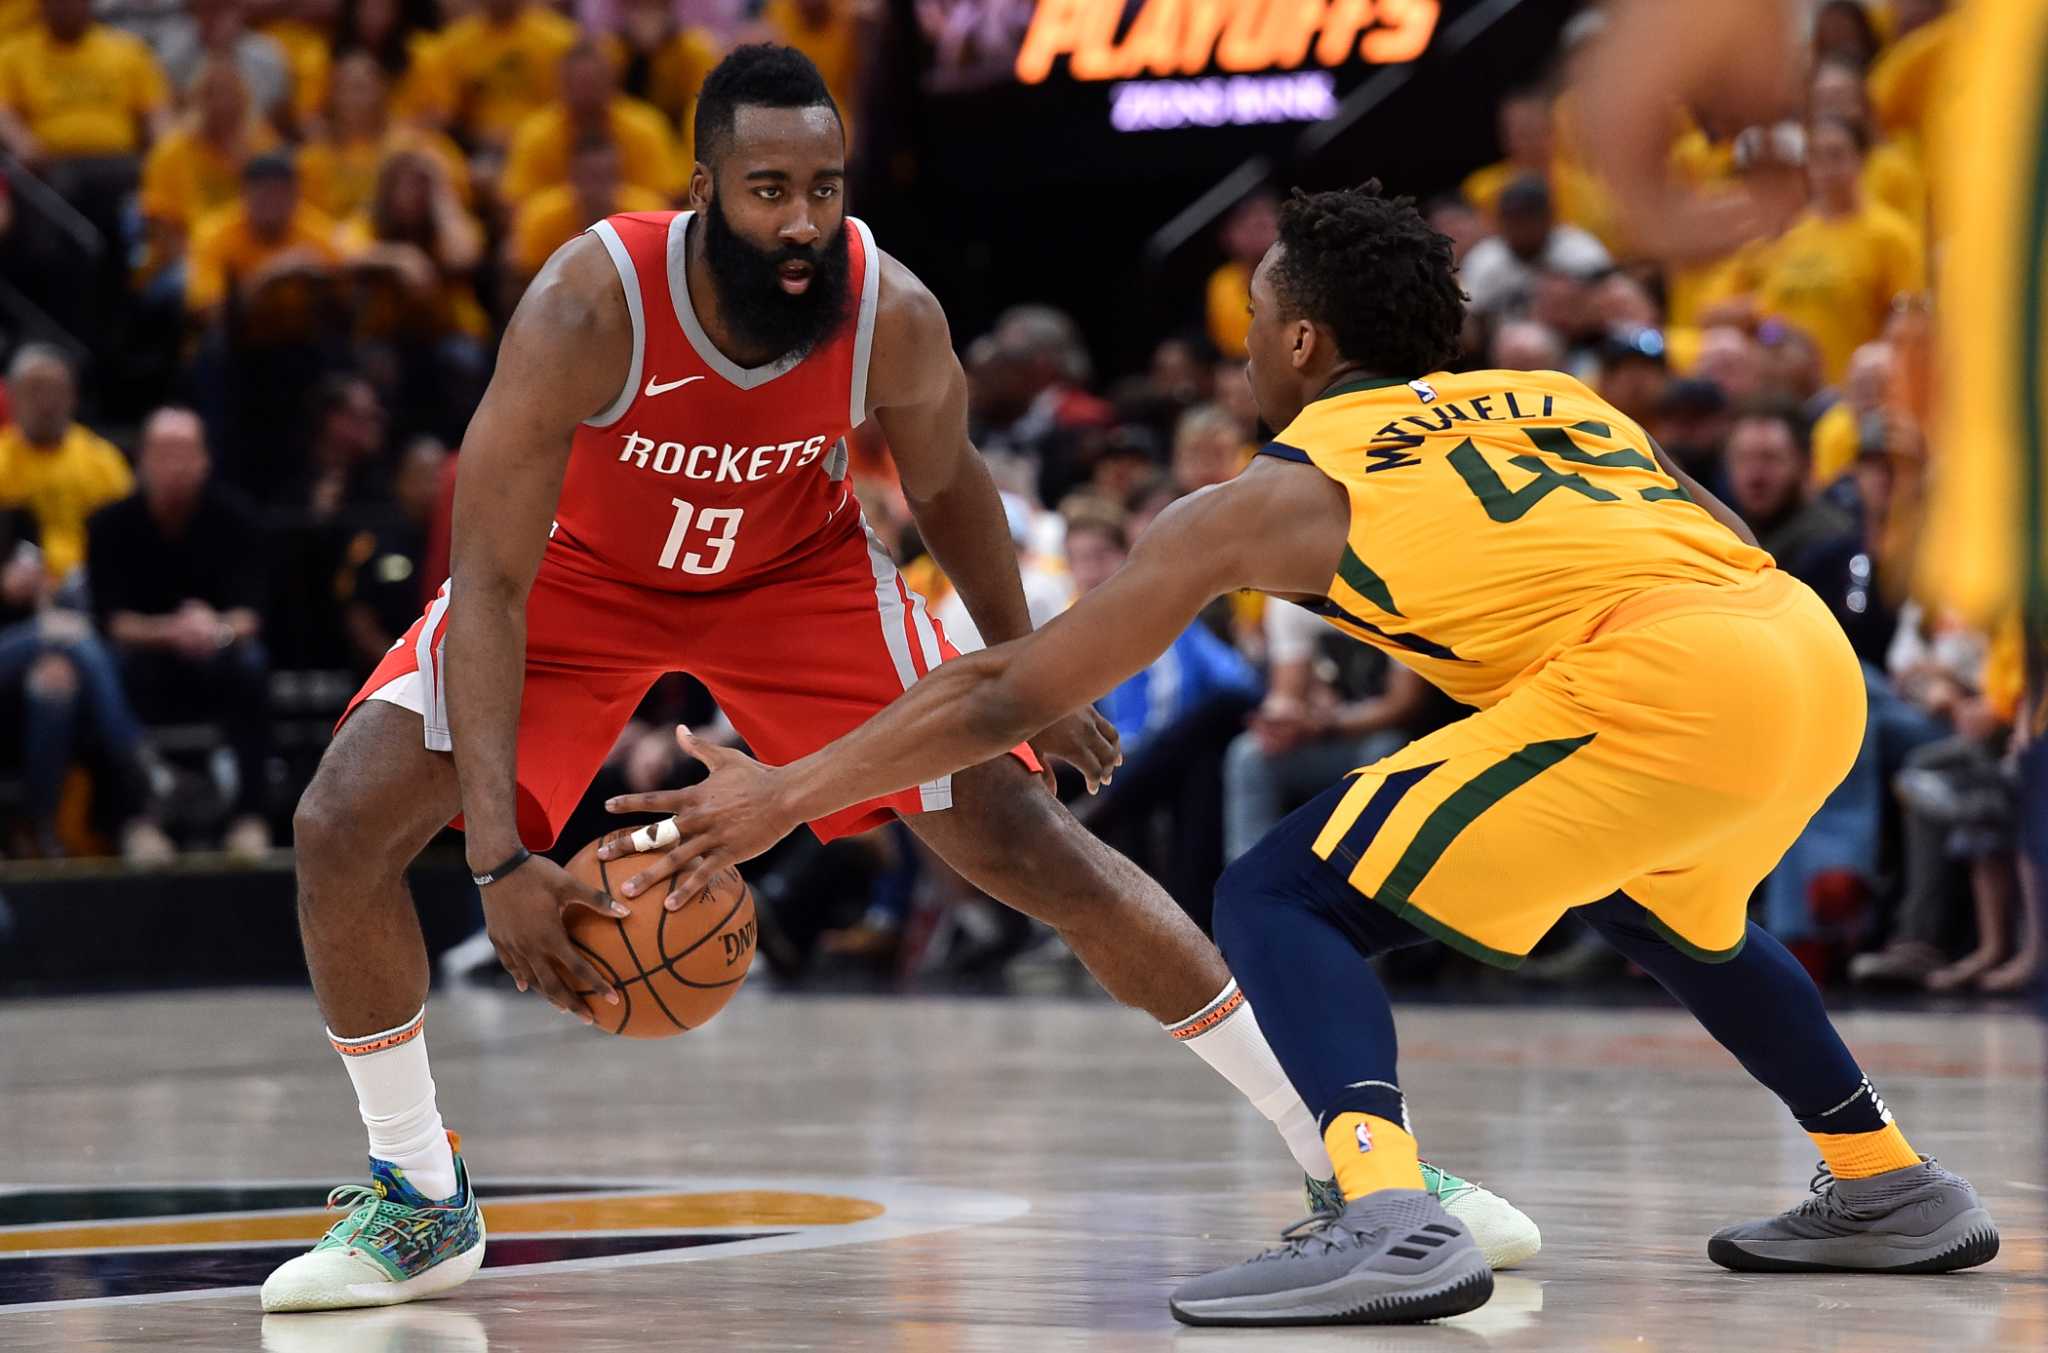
[1306,1162,1541,1270]
[261,1135,486,1313]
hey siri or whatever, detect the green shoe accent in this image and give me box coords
[310,1152,482,1284]
[1310,1162,1473,1215]
[1420,1160,1478,1207]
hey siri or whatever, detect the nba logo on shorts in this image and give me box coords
[1355,1122,1374,1154]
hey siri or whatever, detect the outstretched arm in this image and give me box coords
[605,458,1354,900]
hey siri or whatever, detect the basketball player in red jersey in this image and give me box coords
[261,47,1532,1312]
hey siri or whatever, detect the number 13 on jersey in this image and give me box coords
[659,499,744,575]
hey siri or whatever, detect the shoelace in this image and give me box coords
[1785,1162,1855,1221]
[1422,1164,1477,1205]
[1252,1213,1376,1263]
[319,1185,419,1252]
[1790,1155,1937,1220]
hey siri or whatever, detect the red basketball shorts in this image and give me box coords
[342,520,1039,848]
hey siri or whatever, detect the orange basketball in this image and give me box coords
[562,836,757,1038]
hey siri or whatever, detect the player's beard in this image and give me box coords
[701,194,852,364]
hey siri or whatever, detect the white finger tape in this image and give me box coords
[631,817,681,853]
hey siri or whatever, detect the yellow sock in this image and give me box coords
[1809,1121,1919,1179]
[1324,1112,1424,1200]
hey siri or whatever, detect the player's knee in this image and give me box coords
[291,780,351,880]
[292,764,391,883]
[1211,847,1283,967]
[947,760,1079,880]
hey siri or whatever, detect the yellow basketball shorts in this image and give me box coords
[1310,570,1866,965]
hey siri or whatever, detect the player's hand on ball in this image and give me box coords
[1028,706,1122,794]
[602,726,798,907]
[479,855,627,1023]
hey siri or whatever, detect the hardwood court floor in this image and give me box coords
[1,989,2042,1350]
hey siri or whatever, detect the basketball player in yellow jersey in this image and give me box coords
[607,185,2000,1324]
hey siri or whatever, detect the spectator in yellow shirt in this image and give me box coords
[186,152,341,334]
[1203,192,1277,361]
[1723,116,1925,384]
[1810,340,1895,487]
[155,0,295,133]
[602,0,720,132]
[501,40,682,206]
[429,0,579,148]
[139,59,279,280]
[332,0,452,130]
[505,136,663,283]
[299,51,470,222]
[259,0,336,129]
[1810,56,1926,230]
[336,147,488,343]
[0,0,169,165]
[1460,88,1617,247]
[337,148,491,438]
[757,0,869,118]
[0,0,36,42]
[1866,3,1953,155]
[0,345,134,580]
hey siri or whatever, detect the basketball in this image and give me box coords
[561,836,757,1038]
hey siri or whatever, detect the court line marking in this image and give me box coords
[0,1177,1029,1316]
[0,1181,839,1240]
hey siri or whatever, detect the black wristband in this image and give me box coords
[471,846,533,887]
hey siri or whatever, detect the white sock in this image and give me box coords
[329,1007,459,1202]
[1167,981,1333,1179]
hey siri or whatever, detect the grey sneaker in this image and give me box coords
[1708,1158,1999,1273]
[1171,1190,1493,1327]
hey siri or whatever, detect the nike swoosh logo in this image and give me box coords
[644,375,705,396]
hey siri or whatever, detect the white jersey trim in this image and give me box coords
[848,217,881,428]
[665,211,805,390]
[366,669,425,718]
[414,582,454,752]
[582,220,646,429]
[860,516,953,813]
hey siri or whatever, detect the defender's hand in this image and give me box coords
[1027,707,1122,794]
[479,855,626,1023]
[602,727,798,906]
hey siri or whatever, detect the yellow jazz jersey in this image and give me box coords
[1266,369,1862,966]
[1267,369,1772,710]
[1922,0,2048,631]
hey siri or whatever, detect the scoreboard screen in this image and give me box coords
[904,0,1465,183]
[865,0,1572,369]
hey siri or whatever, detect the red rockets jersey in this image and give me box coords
[554,210,880,591]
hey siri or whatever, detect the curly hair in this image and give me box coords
[1270,182,1466,378]
[694,44,841,167]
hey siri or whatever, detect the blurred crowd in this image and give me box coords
[0,0,2037,998]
